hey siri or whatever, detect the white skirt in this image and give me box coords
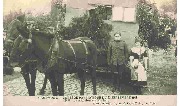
[131,60,147,81]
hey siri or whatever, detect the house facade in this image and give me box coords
[65,0,139,23]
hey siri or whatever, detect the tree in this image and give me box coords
[136,1,159,48]
[51,0,66,31]
[34,14,53,31]
[136,1,171,49]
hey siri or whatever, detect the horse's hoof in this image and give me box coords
[59,94,64,96]
[80,91,84,95]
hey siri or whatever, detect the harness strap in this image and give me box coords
[58,56,95,68]
[76,38,89,64]
[76,38,89,55]
[67,41,77,67]
[82,41,88,55]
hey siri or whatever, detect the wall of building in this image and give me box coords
[105,20,139,49]
[65,7,88,26]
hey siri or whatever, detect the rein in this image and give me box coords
[19,26,37,69]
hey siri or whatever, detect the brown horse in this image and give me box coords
[10,30,97,96]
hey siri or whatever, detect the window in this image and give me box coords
[112,6,136,22]
[123,8,136,22]
[112,6,124,21]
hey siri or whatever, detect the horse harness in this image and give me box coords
[19,30,37,69]
[50,36,91,68]
[65,38,89,67]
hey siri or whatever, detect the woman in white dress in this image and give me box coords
[129,37,148,86]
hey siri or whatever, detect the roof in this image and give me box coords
[88,0,138,8]
[65,0,139,9]
[112,0,138,7]
[66,0,93,10]
[88,0,114,5]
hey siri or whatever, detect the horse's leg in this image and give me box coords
[78,69,85,95]
[111,73,116,92]
[29,69,37,96]
[90,67,97,95]
[48,71,58,96]
[40,74,48,95]
[22,72,31,95]
[117,64,124,91]
[111,65,116,92]
[21,66,31,95]
[55,72,64,96]
[117,65,123,91]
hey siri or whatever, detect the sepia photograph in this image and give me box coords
[2,0,177,105]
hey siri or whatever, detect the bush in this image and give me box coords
[63,6,112,49]
[156,34,171,49]
[34,15,53,31]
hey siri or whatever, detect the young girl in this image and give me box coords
[129,37,148,86]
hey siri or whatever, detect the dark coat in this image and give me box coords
[4,18,26,54]
[5,17,29,58]
[6,19,25,41]
[107,40,129,65]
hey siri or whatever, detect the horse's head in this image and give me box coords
[10,27,55,67]
[9,41,32,68]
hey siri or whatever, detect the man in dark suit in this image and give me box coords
[107,32,129,91]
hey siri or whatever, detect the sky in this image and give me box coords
[3,0,52,16]
[3,0,174,16]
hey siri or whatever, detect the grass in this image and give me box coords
[144,48,177,95]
